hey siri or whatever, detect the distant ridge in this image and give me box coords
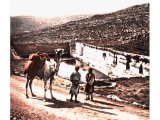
[11,15,92,36]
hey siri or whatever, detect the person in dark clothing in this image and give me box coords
[126,55,131,70]
[85,67,95,101]
[139,63,143,74]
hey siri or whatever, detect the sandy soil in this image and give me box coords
[10,75,149,120]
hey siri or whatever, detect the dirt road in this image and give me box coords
[10,75,149,120]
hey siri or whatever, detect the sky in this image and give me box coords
[11,0,149,16]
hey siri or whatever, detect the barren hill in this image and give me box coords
[11,15,92,36]
[11,3,149,56]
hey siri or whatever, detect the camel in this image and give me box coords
[24,52,61,100]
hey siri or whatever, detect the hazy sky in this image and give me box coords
[11,0,149,16]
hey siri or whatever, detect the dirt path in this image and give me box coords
[10,75,149,120]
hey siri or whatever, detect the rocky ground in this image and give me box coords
[94,77,149,108]
[11,59,149,118]
[10,74,149,120]
[11,59,149,108]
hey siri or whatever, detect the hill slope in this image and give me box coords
[11,3,149,56]
[11,15,92,36]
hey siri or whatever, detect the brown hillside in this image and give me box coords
[11,3,149,56]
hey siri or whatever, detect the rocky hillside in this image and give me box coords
[11,3,149,56]
[11,15,92,36]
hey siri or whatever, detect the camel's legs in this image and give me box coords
[44,80,47,100]
[49,76,55,99]
[26,76,30,98]
[29,79,36,97]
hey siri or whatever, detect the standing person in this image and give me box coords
[85,67,95,101]
[125,54,131,70]
[69,66,81,103]
[139,63,143,74]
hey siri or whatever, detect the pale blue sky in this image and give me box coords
[11,0,149,16]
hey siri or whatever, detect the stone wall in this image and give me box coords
[73,42,149,78]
